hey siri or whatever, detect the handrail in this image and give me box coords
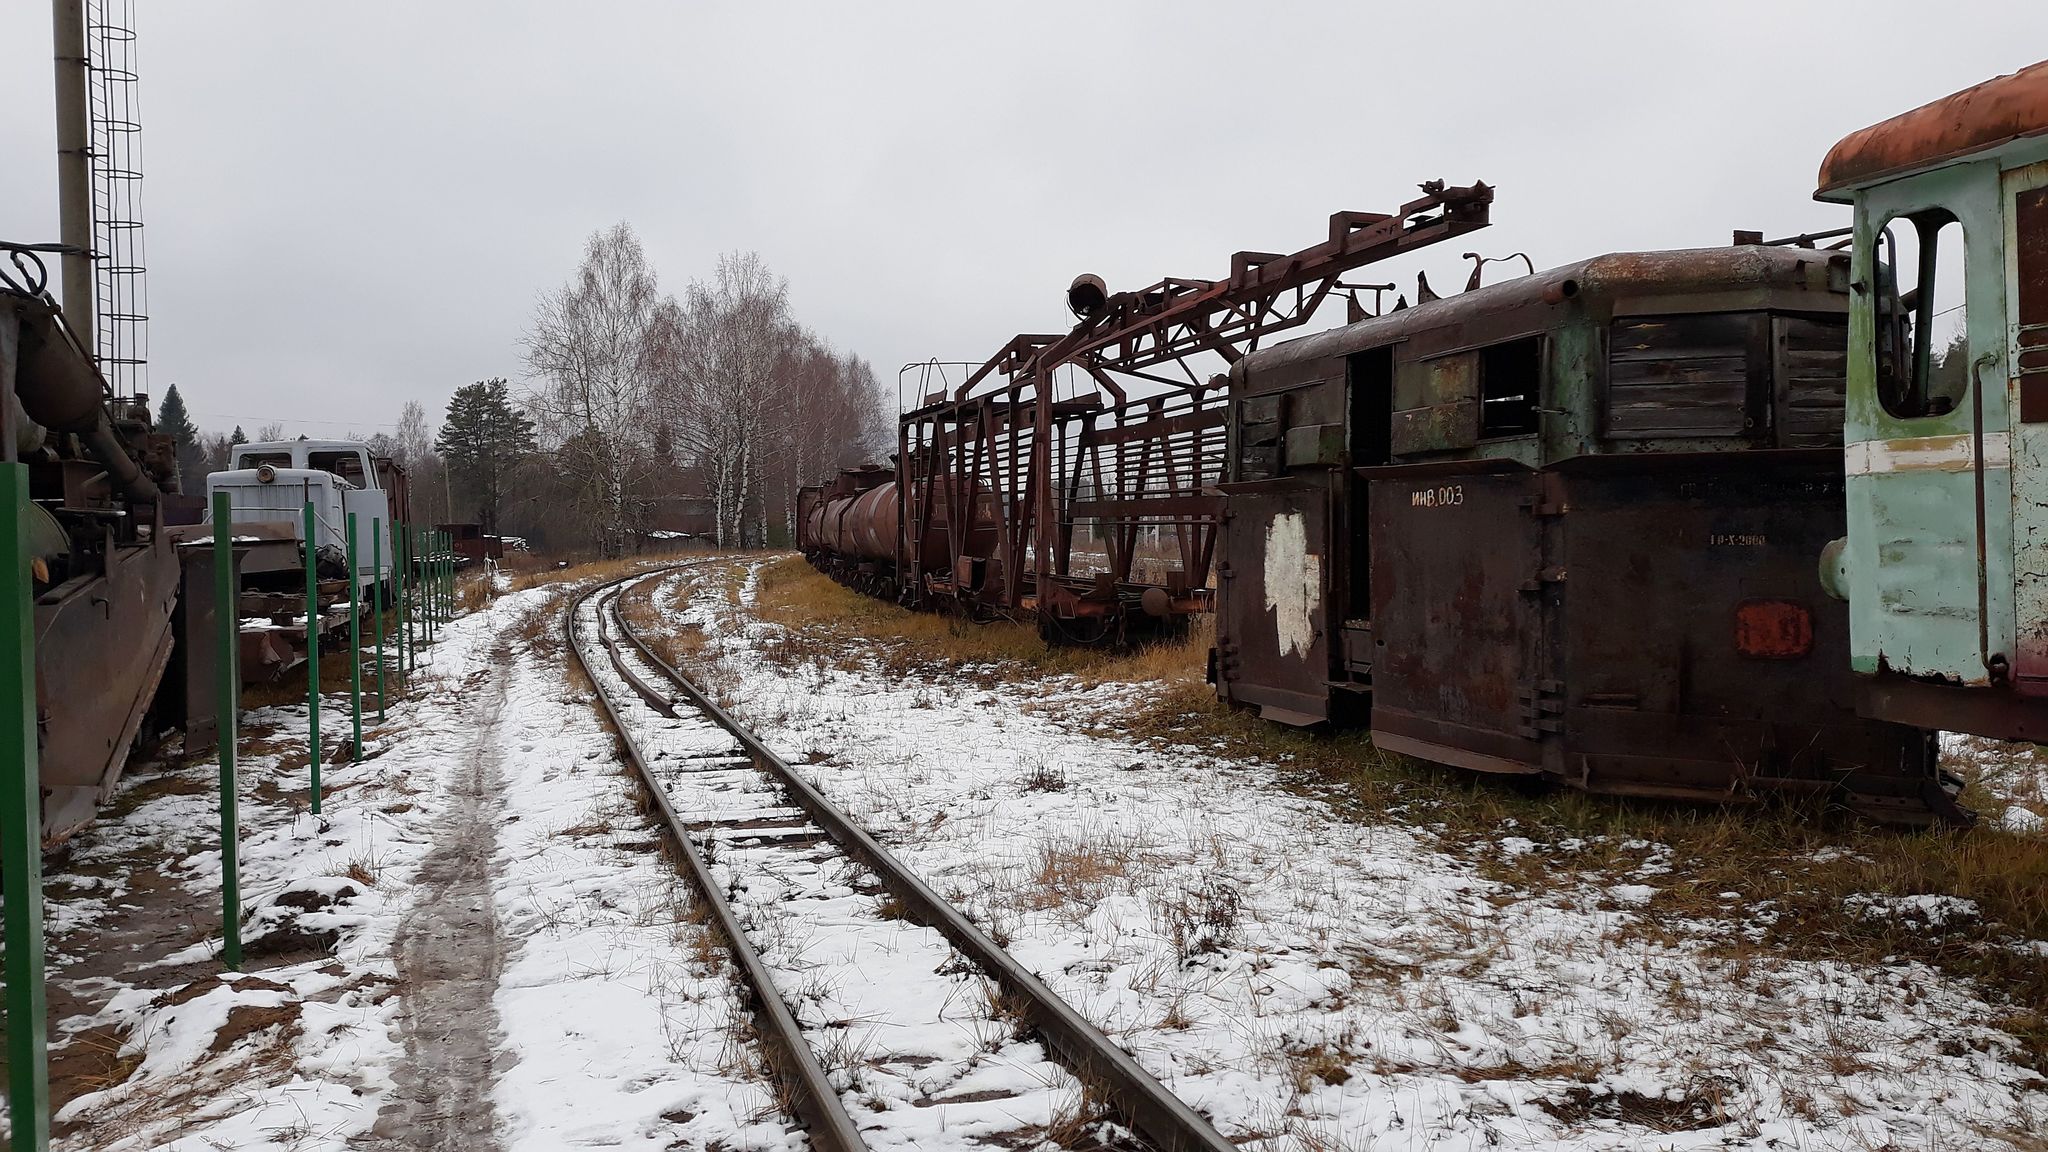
[1971,351,2006,679]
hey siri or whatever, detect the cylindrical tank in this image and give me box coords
[848,483,896,562]
[810,475,1003,573]
[804,501,826,551]
[918,476,1000,570]
[819,484,892,565]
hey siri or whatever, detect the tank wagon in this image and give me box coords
[1813,60,2048,744]
[800,465,1002,603]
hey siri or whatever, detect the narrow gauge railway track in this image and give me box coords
[565,568,1236,1152]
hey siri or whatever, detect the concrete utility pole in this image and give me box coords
[53,0,93,339]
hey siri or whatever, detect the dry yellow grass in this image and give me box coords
[751,554,1212,688]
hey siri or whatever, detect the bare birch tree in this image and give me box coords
[522,223,667,555]
[653,251,793,548]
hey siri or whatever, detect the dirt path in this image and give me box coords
[360,656,513,1152]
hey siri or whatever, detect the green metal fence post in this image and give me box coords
[303,500,321,815]
[373,520,386,721]
[416,527,428,644]
[432,530,442,623]
[2,462,50,1152]
[346,513,362,762]
[212,491,242,972]
[432,530,443,630]
[417,528,429,643]
[397,521,411,672]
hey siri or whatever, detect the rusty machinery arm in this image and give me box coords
[898,179,1493,637]
[950,180,1493,399]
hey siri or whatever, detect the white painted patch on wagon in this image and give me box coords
[1264,511,1320,659]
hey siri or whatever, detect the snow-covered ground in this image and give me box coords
[645,560,2048,1152]
[15,572,793,1151]
[22,597,508,1149]
[579,587,1114,1150]
[12,556,2047,1152]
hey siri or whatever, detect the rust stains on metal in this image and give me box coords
[1816,59,2048,199]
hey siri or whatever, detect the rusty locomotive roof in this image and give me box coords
[1816,60,2048,200]
[1236,245,1843,377]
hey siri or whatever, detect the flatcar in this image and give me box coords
[1208,244,1958,822]
[1815,60,2048,744]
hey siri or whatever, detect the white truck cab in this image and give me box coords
[205,439,399,590]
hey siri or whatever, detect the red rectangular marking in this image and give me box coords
[1734,599,1814,659]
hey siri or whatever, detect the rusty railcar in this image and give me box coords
[799,465,1003,602]
[802,183,1495,643]
[1211,244,1959,820]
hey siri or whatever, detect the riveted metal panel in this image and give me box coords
[1214,481,1332,724]
[1368,470,1545,767]
[1555,460,1929,797]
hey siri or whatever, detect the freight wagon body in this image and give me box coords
[1212,245,1957,820]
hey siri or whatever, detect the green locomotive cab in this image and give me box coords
[1818,60,2048,740]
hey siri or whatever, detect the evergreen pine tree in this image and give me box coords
[157,384,205,485]
[436,378,537,534]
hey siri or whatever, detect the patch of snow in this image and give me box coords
[1844,893,1981,927]
[649,559,2048,1152]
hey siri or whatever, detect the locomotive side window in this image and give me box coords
[1874,208,1970,419]
[1479,336,1542,437]
[1236,391,1283,480]
[1607,313,1757,438]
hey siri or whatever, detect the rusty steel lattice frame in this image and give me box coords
[898,181,1493,638]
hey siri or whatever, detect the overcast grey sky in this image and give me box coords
[4,2,2045,438]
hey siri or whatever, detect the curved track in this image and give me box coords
[565,566,1237,1152]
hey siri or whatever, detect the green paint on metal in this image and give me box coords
[346,513,363,762]
[422,528,434,642]
[374,521,386,721]
[1843,161,2015,685]
[2,462,50,1152]
[304,500,321,815]
[212,491,242,972]
[397,521,412,673]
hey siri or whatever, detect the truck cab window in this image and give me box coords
[308,450,368,486]
[1875,209,1969,419]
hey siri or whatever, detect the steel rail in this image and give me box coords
[565,572,869,1152]
[609,570,1237,1152]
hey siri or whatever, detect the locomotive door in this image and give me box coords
[1367,469,1546,774]
[1844,165,2014,687]
[2006,160,2048,687]
[1215,481,1332,725]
